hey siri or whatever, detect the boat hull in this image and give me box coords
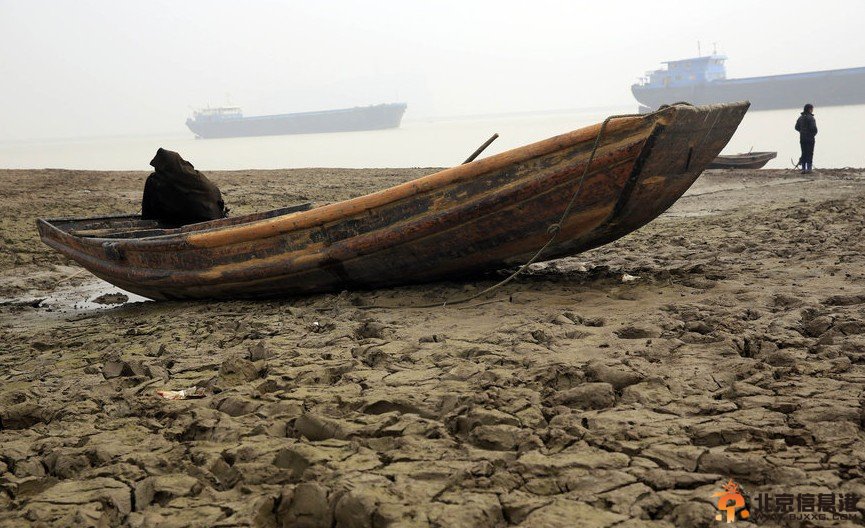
[186,103,407,139]
[38,102,750,300]
[633,67,865,111]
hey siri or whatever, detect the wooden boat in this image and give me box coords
[37,102,749,300]
[708,151,777,169]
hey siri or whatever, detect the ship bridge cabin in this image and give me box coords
[191,107,243,122]
[636,55,727,88]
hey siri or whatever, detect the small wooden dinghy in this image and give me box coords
[38,102,749,300]
[708,151,777,169]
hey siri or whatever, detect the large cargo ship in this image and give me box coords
[185,102,407,139]
[632,55,865,112]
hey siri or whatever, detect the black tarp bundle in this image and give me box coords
[142,148,228,226]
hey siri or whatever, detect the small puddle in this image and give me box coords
[1,279,150,316]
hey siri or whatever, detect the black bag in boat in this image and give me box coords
[142,148,228,226]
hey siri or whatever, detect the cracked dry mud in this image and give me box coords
[1,167,865,527]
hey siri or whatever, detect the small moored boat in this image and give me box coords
[707,151,777,170]
[38,102,749,300]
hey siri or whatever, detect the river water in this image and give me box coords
[1,104,861,171]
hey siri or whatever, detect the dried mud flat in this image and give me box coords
[1,167,865,527]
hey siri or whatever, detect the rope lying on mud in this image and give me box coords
[358,106,673,310]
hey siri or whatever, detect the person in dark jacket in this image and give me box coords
[795,103,817,174]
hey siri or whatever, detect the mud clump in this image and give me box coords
[92,292,129,305]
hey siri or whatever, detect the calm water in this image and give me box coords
[1,104,862,171]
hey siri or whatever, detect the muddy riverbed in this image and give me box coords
[1,167,865,527]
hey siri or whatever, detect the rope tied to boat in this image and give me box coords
[359,106,675,310]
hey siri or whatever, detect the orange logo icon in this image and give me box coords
[714,479,750,523]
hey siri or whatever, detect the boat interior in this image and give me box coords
[48,202,314,240]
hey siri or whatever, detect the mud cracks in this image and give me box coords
[1,169,865,527]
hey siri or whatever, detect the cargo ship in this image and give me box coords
[185,102,407,139]
[632,55,865,112]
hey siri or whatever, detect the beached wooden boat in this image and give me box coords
[38,102,749,300]
[708,151,777,169]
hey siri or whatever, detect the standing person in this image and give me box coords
[795,104,817,174]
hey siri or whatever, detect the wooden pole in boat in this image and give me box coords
[462,133,499,164]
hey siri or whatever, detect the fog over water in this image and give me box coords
[1,105,861,170]
[1,0,863,168]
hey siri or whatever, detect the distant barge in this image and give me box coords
[632,55,865,112]
[185,102,407,139]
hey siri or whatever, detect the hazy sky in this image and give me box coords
[2,0,864,140]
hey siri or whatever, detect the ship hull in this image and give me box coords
[633,67,865,111]
[186,103,407,139]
